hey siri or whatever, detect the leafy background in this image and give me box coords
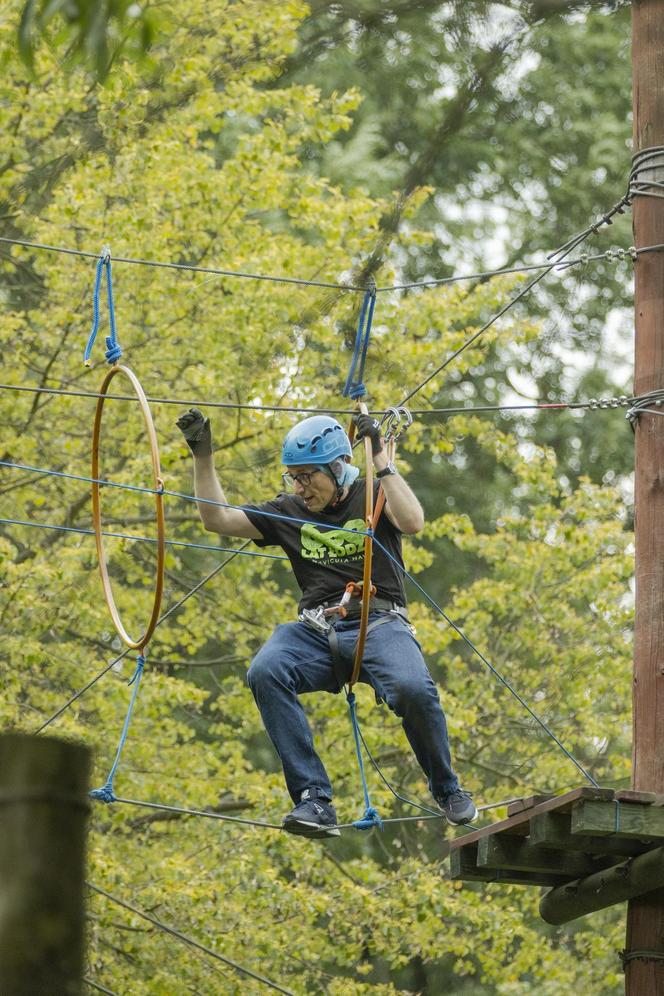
[1,1,635,992]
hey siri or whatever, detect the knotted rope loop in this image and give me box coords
[342,281,376,400]
[84,245,122,367]
[346,691,382,831]
[90,651,147,805]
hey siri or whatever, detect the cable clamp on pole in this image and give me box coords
[619,949,664,971]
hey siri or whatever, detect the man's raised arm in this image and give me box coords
[176,408,262,540]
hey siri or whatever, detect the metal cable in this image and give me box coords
[0,381,635,418]
[394,220,638,409]
[0,236,636,295]
[371,536,599,788]
[88,883,295,995]
[33,545,252,733]
[83,979,119,996]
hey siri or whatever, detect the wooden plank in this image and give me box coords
[449,843,569,887]
[572,800,664,841]
[449,787,615,853]
[476,834,616,878]
[540,846,664,926]
[507,794,557,817]
[616,790,657,805]
[529,812,654,858]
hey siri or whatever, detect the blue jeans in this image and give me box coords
[247,614,460,805]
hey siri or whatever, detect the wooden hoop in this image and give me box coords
[91,364,165,651]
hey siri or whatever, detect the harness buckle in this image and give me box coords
[298,606,332,634]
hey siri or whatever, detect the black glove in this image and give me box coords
[176,408,212,457]
[353,413,383,456]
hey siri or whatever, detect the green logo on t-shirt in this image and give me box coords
[300,518,365,561]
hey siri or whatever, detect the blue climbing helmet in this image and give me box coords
[281,415,352,466]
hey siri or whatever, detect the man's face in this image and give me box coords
[285,465,336,512]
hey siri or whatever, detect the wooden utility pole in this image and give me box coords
[627,2,664,992]
[0,734,90,995]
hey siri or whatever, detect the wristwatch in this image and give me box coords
[376,462,398,479]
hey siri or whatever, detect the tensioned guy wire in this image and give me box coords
[371,535,599,788]
[33,544,252,734]
[393,207,638,409]
[0,235,638,294]
[10,455,596,782]
[88,883,295,995]
[0,381,635,418]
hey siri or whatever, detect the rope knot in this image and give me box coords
[104,336,123,365]
[128,653,146,685]
[90,783,116,804]
[352,806,383,831]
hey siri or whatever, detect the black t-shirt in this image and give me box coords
[243,479,407,612]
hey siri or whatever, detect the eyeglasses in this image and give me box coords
[282,469,324,489]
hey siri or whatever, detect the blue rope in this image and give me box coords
[347,691,383,831]
[90,653,145,803]
[0,516,287,560]
[342,286,376,400]
[84,247,122,366]
[0,459,373,540]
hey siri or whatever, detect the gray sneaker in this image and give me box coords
[282,791,341,839]
[440,790,477,825]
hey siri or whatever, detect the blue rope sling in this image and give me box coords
[84,247,146,804]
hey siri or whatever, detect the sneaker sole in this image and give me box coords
[282,818,341,839]
[445,807,478,826]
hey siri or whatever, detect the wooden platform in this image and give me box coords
[449,787,664,921]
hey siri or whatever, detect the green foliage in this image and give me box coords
[0,1,632,993]
[17,0,158,80]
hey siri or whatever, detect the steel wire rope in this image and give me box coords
[33,544,252,734]
[0,380,636,416]
[393,219,637,409]
[1,454,605,778]
[370,536,599,788]
[0,235,634,294]
[88,883,295,995]
[83,979,119,996]
[105,794,517,830]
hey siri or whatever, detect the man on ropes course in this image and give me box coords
[177,408,476,838]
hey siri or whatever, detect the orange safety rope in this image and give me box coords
[345,403,395,689]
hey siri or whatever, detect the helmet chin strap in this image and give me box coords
[322,464,345,509]
[326,487,345,509]
[320,458,357,509]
